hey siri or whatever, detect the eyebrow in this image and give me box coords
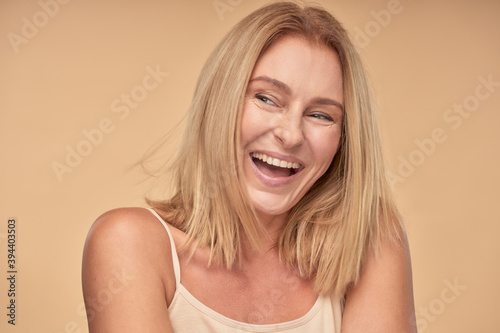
[249,76,292,95]
[248,75,344,111]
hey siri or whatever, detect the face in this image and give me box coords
[240,35,344,222]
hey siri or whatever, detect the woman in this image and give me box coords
[82,1,416,332]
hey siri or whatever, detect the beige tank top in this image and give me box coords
[149,208,343,332]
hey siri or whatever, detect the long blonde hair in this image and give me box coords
[147,1,404,297]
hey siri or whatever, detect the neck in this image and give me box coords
[239,211,288,265]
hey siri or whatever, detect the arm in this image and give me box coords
[341,234,417,333]
[82,208,175,333]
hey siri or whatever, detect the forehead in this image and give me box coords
[250,35,343,102]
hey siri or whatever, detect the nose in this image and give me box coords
[273,112,304,148]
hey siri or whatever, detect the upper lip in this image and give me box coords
[250,150,305,169]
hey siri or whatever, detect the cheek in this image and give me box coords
[240,101,272,145]
[309,128,342,170]
[239,103,254,146]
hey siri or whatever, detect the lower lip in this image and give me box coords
[249,155,302,187]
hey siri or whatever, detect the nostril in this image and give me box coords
[273,119,304,148]
[274,129,304,148]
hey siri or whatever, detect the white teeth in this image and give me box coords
[251,152,300,169]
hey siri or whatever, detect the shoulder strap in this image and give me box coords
[147,208,181,289]
[331,293,344,332]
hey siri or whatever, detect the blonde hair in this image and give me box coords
[147,1,404,297]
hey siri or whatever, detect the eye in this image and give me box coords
[255,94,276,106]
[308,112,334,122]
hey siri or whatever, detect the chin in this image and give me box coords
[248,190,298,221]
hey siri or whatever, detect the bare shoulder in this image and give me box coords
[82,207,175,332]
[342,234,417,333]
[85,207,169,250]
[83,207,173,277]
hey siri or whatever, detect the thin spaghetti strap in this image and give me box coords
[147,208,181,289]
[331,294,343,333]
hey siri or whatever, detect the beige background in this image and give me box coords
[1,0,499,332]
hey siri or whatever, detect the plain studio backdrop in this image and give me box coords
[1,0,499,332]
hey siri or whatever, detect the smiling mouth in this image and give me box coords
[251,152,302,177]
